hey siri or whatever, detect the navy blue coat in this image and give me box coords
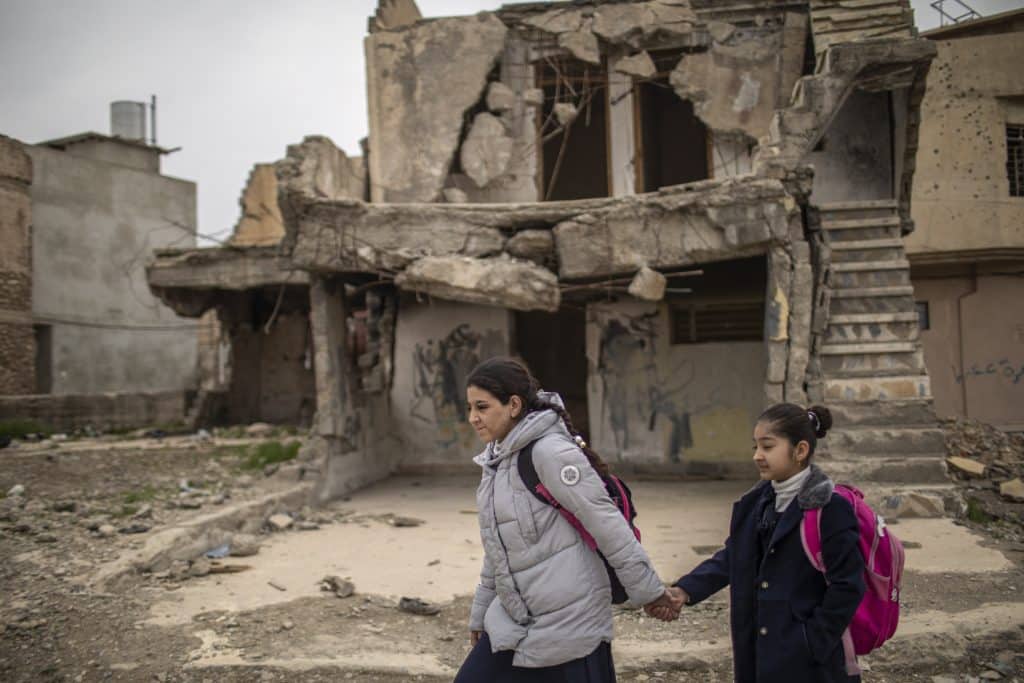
[676,466,865,683]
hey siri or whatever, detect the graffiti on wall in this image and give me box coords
[411,323,504,449]
[954,359,1024,386]
[597,310,720,463]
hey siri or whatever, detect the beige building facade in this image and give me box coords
[907,9,1024,431]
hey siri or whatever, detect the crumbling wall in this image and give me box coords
[586,300,765,476]
[391,297,511,468]
[285,176,795,314]
[670,14,806,143]
[230,164,286,247]
[309,277,400,500]
[0,390,187,432]
[364,13,508,202]
[809,0,915,54]
[0,135,35,395]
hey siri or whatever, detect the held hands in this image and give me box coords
[643,586,688,622]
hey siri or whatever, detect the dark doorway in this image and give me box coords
[33,324,52,394]
[637,78,709,191]
[537,58,610,201]
[515,307,590,440]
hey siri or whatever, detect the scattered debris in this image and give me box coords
[881,492,946,519]
[118,523,151,535]
[627,266,668,302]
[267,513,294,531]
[204,543,231,559]
[1001,479,1024,503]
[7,484,25,497]
[388,515,424,528]
[229,534,261,557]
[947,456,987,478]
[320,575,355,598]
[267,580,287,592]
[246,422,275,437]
[398,597,441,616]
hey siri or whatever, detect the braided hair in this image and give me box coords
[466,356,611,478]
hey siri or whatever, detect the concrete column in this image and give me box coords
[785,239,813,405]
[607,57,637,197]
[309,276,352,445]
[764,245,793,405]
[0,135,35,395]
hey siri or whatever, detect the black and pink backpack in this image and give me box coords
[800,483,905,672]
[517,440,640,604]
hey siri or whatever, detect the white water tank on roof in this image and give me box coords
[110,100,147,142]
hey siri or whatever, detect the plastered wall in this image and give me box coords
[586,300,766,475]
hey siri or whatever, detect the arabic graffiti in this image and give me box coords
[953,358,1024,386]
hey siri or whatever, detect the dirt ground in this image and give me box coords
[2,436,1024,682]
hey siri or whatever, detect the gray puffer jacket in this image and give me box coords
[469,392,665,668]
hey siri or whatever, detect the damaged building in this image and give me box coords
[148,0,944,499]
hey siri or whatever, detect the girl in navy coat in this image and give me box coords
[650,403,866,683]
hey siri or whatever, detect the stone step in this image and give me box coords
[821,348,926,377]
[822,217,901,229]
[831,268,910,289]
[819,454,949,484]
[829,312,919,324]
[822,216,901,235]
[818,199,899,211]
[820,341,918,355]
[827,294,917,315]
[824,225,901,243]
[829,238,904,251]
[829,285,914,299]
[827,399,938,428]
[824,374,931,401]
[831,259,909,272]
[825,426,947,456]
[831,245,905,264]
[824,319,919,344]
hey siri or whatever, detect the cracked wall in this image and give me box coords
[0,135,35,395]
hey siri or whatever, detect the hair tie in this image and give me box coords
[573,434,588,450]
[808,411,821,433]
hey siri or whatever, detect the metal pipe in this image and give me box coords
[150,94,157,146]
[956,264,978,418]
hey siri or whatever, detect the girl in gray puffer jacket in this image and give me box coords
[454,357,681,682]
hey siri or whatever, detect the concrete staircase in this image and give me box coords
[815,200,948,484]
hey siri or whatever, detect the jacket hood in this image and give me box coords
[797,464,835,510]
[473,391,568,468]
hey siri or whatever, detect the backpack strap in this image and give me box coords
[516,440,599,551]
[800,507,826,573]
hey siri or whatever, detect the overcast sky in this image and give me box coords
[2,0,1021,245]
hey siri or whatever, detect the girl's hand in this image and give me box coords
[470,630,483,646]
[643,589,686,621]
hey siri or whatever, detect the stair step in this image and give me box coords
[820,341,918,355]
[830,285,914,299]
[831,259,909,272]
[824,374,931,401]
[820,454,948,484]
[828,399,938,427]
[825,319,919,344]
[818,199,899,211]
[826,426,947,457]
[830,238,904,251]
[822,217,902,230]
[829,312,919,324]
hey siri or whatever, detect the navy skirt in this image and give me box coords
[454,632,616,683]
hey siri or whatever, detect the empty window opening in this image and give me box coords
[635,49,709,192]
[667,256,766,345]
[1008,124,1024,197]
[537,57,610,201]
[515,307,590,440]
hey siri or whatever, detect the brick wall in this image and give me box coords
[0,135,35,394]
[0,391,189,432]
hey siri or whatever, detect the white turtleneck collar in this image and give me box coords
[771,466,812,512]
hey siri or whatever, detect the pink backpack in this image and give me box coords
[800,484,904,672]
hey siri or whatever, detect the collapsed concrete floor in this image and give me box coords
[2,437,1024,682]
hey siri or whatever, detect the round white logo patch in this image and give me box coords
[560,465,581,486]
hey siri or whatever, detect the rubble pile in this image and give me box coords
[942,418,1024,528]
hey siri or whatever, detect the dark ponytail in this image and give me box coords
[757,402,833,458]
[466,357,611,478]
